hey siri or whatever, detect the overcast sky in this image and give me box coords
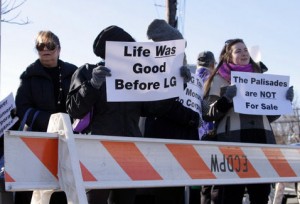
[1,0,300,101]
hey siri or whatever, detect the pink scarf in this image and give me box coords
[218,63,253,82]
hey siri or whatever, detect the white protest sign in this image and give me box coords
[178,73,203,115]
[105,40,185,101]
[232,71,292,115]
[0,93,18,136]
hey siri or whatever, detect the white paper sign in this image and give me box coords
[178,73,204,115]
[232,71,292,115]
[0,93,18,136]
[105,40,185,101]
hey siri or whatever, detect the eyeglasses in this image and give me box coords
[36,42,57,51]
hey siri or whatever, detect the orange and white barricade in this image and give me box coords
[4,113,300,204]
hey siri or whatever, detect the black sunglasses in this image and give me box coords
[36,42,57,51]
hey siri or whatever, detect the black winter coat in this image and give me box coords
[66,63,200,137]
[15,59,77,131]
[144,104,199,140]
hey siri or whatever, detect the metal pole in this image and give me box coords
[166,0,177,28]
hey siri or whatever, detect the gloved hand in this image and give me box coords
[286,86,294,102]
[223,84,237,103]
[90,66,111,89]
[201,100,210,115]
[180,66,192,83]
[10,108,17,118]
[198,117,203,128]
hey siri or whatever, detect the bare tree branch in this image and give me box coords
[272,106,300,144]
[1,0,30,25]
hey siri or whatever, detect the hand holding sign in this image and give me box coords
[286,86,294,102]
[223,85,237,103]
[91,66,111,89]
[180,66,192,83]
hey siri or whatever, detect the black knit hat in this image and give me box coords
[93,25,135,59]
[147,19,183,42]
[197,51,216,67]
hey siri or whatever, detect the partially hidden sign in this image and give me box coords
[0,93,18,136]
[177,73,204,115]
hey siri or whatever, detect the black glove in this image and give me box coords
[223,85,237,103]
[90,66,111,89]
[180,66,192,83]
[10,108,17,118]
[198,117,203,128]
[286,86,294,102]
[201,100,210,115]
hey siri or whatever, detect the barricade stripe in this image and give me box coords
[5,136,57,183]
[242,147,278,178]
[22,138,58,179]
[136,143,191,180]
[219,146,260,178]
[166,144,216,179]
[280,148,300,176]
[80,161,97,181]
[262,148,297,177]
[4,172,15,182]
[77,140,131,181]
[195,146,239,179]
[101,141,162,180]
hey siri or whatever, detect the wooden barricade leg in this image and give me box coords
[272,182,286,204]
[31,190,53,204]
[47,113,88,204]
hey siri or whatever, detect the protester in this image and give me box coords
[66,25,198,204]
[203,38,294,204]
[196,51,216,82]
[144,19,205,141]
[143,19,208,204]
[195,51,216,204]
[196,51,216,141]
[14,30,77,204]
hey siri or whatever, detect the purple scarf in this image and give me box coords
[218,63,253,82]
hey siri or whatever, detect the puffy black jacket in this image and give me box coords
[66,63,200,137]
[15,59,77,131]
[144,104,199,141]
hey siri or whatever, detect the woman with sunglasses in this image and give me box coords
[203,39,294,204]
[14,30,77,204]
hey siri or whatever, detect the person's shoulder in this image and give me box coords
[63,62,78,70]
[196,66,210,76]
[59,60,77,70]
[213,74,226,81]
[209,74,228,96]
[74,63,98,79]
[196,66,209,72]
[212,74,228,87]
[77,63,98,72]
[257,61,268,73]
[20,60,41,79]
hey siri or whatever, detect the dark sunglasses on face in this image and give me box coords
[36,42,57,51]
